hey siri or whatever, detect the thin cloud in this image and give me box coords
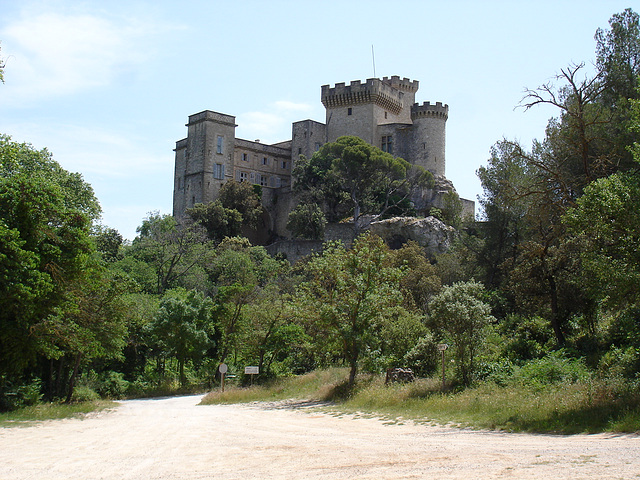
[1,9,174,105]
[237,100,319,144]
[3,122,171,178]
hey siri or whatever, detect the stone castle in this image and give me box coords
[173,76,473,245]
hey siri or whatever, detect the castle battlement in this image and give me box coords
[321,78,404,115]
[187,110,237,127]
[411,101,449,120]
[382,76,419,93]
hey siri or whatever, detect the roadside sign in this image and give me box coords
[244,366,259,375]
[219,363,228,374]
[437,344,448,352]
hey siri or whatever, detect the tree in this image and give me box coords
[131,212,212,294]
[186,200,243,243]
[146,288,215,386]
[564,91,640,312]
[0,137,98,386]
[210,237,286,366]
[38,267,131,402]
[292,136,433,229]
[240,285,308,375]
[0,134,101,220]
[428,281,494,385]
[286,203,326,240]
[186,180,264,243]
[297,234,411,385]
[595,8,640,108]
[217,180,264,229]
[93,226,124,262]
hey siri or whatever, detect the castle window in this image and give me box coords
[298,148,302,155]
[214,163,224,180]
[384,112,388,119]
[315,142,322,151]
[272,177,282,188]
[281,161,288,169]
[382,135,393,154]
[239,171,248,182]
[347,108,352,115]
[216,136,224,154]
[259,175,269,187]
[262,156,269,166]
[242,152,248,161]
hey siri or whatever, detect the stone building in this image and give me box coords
[172,75,473,242]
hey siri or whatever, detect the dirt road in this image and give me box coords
[0,394,638,479]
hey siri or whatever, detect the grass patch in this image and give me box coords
[200,368,640,434]
[200,368,348,405]
[0,400,116,427]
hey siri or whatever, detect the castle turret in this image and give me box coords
[321,77,418,144]
[173,110,236,218]
[409,101,448,176]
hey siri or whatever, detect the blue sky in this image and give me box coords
[0,0,634,240]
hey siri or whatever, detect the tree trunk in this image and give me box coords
[548,275,565,345]
[65,354,82,404]
[348,344,359,386]
[179,359,185,387]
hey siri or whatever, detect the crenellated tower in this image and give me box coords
[409,101,448,176]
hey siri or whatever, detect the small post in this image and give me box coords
[437,344,448,391]
[219,363,228,393]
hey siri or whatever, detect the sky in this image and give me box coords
[0,0,634,240]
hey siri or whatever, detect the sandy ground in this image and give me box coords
[0,394,639,480]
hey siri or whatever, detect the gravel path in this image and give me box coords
[0,394,638,479]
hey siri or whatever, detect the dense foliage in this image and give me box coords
[1,10,640,427]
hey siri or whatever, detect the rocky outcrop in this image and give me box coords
[367,216,455,256]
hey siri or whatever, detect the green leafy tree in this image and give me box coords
[210,238,286,366]
[218,180,264,228]
[428,281,494,385]
[286,203,326,240]
[93,226,124,262]
[131,212,212,294]
[186,200,243,243]
[39,267,131,402]
[147,288,215,386]
[293,136,433,229]
[241,285,308,375]
[187,180,265,243]
[0,139,97,385]
[297,234,411,385]
[595,8,640,108]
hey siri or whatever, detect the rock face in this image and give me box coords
[368,216,455,256]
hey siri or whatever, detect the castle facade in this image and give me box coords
[173,76,469,241]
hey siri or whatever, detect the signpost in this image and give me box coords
[219,363,228,393]
[437,344,448,390]
[245,366,259,385]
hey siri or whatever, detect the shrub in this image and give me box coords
[71,386,100,402]
[512,351,591,386]
[0,379,43,411]
[403,334,439,377]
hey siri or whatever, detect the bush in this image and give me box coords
[71,386,100,402]
[403,334,439,377]
[512,351,591,386]
[78,370,130,399]
[597,346,640,380]
[0,379,43,411]
[98,371,130,398]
